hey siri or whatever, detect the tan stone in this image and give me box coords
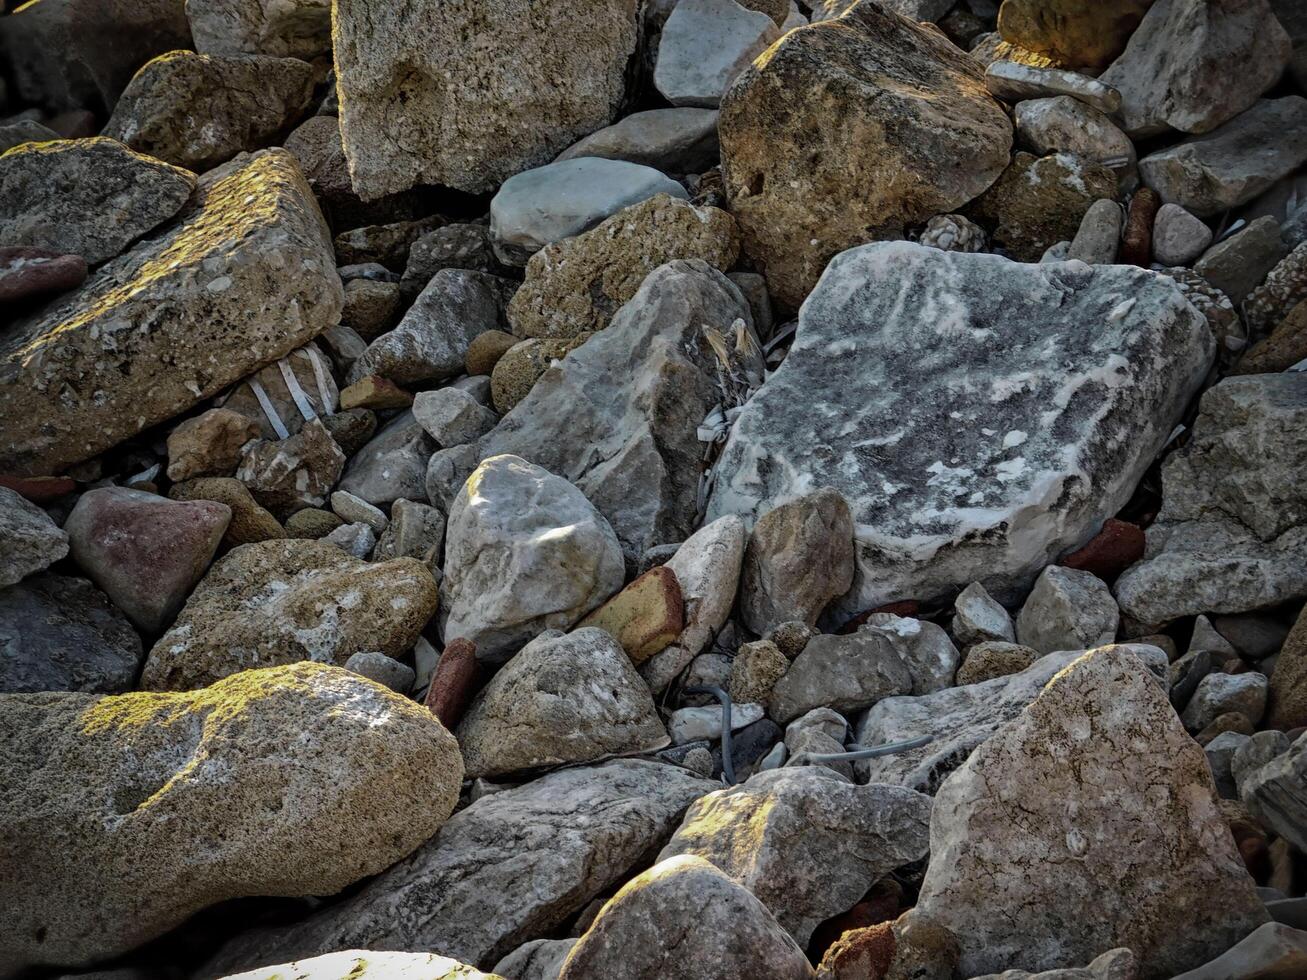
[578,565,684,665]
[490,335,592,414]
[166,408,261,482]
[169,477,284,548]
[341,277,403,340]
[507,194,740,340]
[284,507,344,539]
[728,639,790,707]
[998,0,1154,71]
[0,661,462,974]
[339,375,414,411]
[955,641,1040,686]
[1267,603,1307,730]
[1234,300,1307,376]
[465,329,519,377]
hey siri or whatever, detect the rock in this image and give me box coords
[329,491,387,535]
[481,261,754,562]
[1206,730,1249,799]
[0,662,462,974]
[466,330,520,377]
[441,456,625,663]
[1195,216,1287,304]
[1157,265,1244,358]
[577,565,683,665]
[103,51,315,172]
[424,637,480,729]
[1013,98,1137,192]
[334,214,443,271]
[769,630,914,725]
[336,411,433,507]
[220,950,501,980]
[170,477,284,548]
[0,120,60,154]
[0,246,88,304]
[413,387,500,448]
[186,0,332,60]
[284,507,342,539]
[658,767,931,945]
[1115,374,1307,626]
[860,614,962,694]
[490,158,689,266]
[0,573,143,694]
[1246,241,1307,338]
[1170,922,1307,980]
[373,498,445,571]
[855,645,1167,792]
[338,375,412,412]
[402,225,502,297]
[343,651,414,694]
[1101,0,1291,138]
[1121,186,1160,265]
[669,701,765,744]
[955,640,1041,686]
[768,621,816,660]
[808,0,952,24]
[983,62,1121,114]
[166,408,261,483]
[1067,199,1123,265]
[203,761,713,973]
[1153,203,1214,265]
[326,520,376,556]
[639,515,747,693]
[969,152,1119,261]
[1269,608,1307,729]
[0,0,191,116]
[507,194,739,340]
[952,581,1016,646]
[555,108,719,174]
[1240,733,1307,854]
[654,0,779,108]
[0,137,194,266]
[237,418,346,518]
[915,647,1267,977]
[968,949,1139,980]
[458,628,668,777]
[216,342,339,441]
[332,0,639,198]
[1183,672,1269,731]
[490,336,593,415]
[728,640,790,706]
[493,940,575,980]
[0,486,68,588]
[919,213,988,253]
[719,1,1011,305]
[1233,730,1291,799]
[1016,565,1119,655]
[708,242,1214,616]
[1138,98,1307,218]
[0,149,341,477]
[996,0,1152,70]
[140,539,438,690]
[557,855,814,980]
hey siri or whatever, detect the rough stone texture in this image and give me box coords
[856,645,1167,792]
[955,641,1040,686]
[0,486,68,588]
[140,539,438,690]
[424,638,480,730]
[221,950,502,980]
[916,648,1265,978]
[769,630,914,724]
[493,939,575,980]
[1116,374,1307,626]
[577,565,683,664]
[557,855,814,980]
[1240,732,1307,856]
[458,628,667,777]
[968,949,1139,980]
[708,243,1214,617]
[1138,98,1307,219]
[203,761,714,974]
[983,62,1122,115]
[344,651,414,694]
[1247,241,1307,338]
[1153,204,1213,266]
[1100,0,1291,138]
[414,387,499,448]
[0,149,341,477]
[507,194,739,340]
[658,767,931,945]
[1181,671,1268,731]
[555,107,719,174]
[0,137,195,266]
[103,51,315,172]
[0,120,60,154]
[333,0,639,198]
[1269,606,1307,729]
[441,456,625,663]
[952,581,1015,646]
[1012,97,1136,190]
[1015,565,1119,655]
[0,573,143,694]
[170,477,284,548]
[65,487,229,634]
[373,498,445,570]
[337,411,434,507]
[718,2,1012,306]
[0,662,463,975]
[728,639,789,706]
[166,408,262,483]
[186,0,332,60]
[236,418,347,518]
[1169,923,1307,980]
[466,330,520,377]
[1067,199,1123,265]
[0,246,88,304]
[997,0,1152,70]
[1196,215,1287,307]
[490,336,593,415]
[859,613,961,694]
[481,260,754,563]
[654,0,779,108]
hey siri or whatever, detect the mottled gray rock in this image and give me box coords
[325,522,376,558]
[1066,199,1122,265]
[1013,97,1137,190]
[489,158,689,266]
[1170,923,1307,980]
[237,419,346,518]
[557,855,814,980]
[1116,374,1307,625]
[480,261,754,564]
[967,949,1138,980]
[1181,671,1268,731]
[425,444,480,513]
[952,581,1015,646]
[1101,0,1291,138]
[0,487,68,588]
[654,0,778,108]
[1154,203,1214,266]
[329,491,386,535]
[984,62,1121,114]
[1195,215,1288,305]
[1016,565,1119,655]
[0,137,195,266]
[956,640,1041,686]
[916,647,1268,977]
[441,456,625,663]
[337,412,434,507]
[1240,731,1307,854]
[669,702,765,744]
[0,573,143,694]
[658,767,931,945]
[707,242,1214,617]
[1246,240,1307,338]
[1138,98,1307,218]
[769,631,914,725]
[493,940,576,980]
[1205,730,1249,799]
[414,387,499,448]
[555,108,719,174]
[0,120,60,154]
[402,225,502,294]
[186,0,332,60]
[919,213,988,253]
[332,0,639,198]
[1233,730,1290,799]
[458,628,667,777]
[373,499,445,572]
[344,651,414,694]
[202,761,714,974]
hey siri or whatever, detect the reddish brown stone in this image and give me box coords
[0,473,76,503]
[0,246,87,303]
[817,921,895,980]
[577,564,683,664]
[809,880,903,962]
[1059,517,1145,582]
[424,637,480,730]
[1121,187,1159,267]
[339,374,414,411]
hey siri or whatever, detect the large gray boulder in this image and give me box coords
[658,767,931,945]
[203,761,714,974]
[916,647,1267,978]
[0,138,195,265]
[0,487,68,588]
[440,456,625,663]
[333,0,639,198]
[0,149,341,477]
[1115,374,1307,626]
[707,242,1214,617]
[653,0,778,109]
[479,261,755,564]
[186,0,332,60]
[457,628,668,777]
[0,662,463,975]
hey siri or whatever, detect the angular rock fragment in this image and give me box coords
[337,411,434,507]
[236,418,346,518]
[577,565,683,665]
[769,631,914,724]
[186,0,332,60]
[1015,565,1119,655]
[555,108,719,174]
[654,0,779,108]
[952,581,1015,646]
[0,486,68,588]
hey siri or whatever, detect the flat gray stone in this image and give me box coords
[0,487,68,588]
[1239,731,1307,852]
[555,108,719,174]
[1154,203,1214,266]
[1015,565,1119,655]
[768,630,914,725]
[654,0,779,108]
[1195,215,1288,304]
[1013,97,1136,189]
[984,62,1121,114]
[337,411,435,507]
